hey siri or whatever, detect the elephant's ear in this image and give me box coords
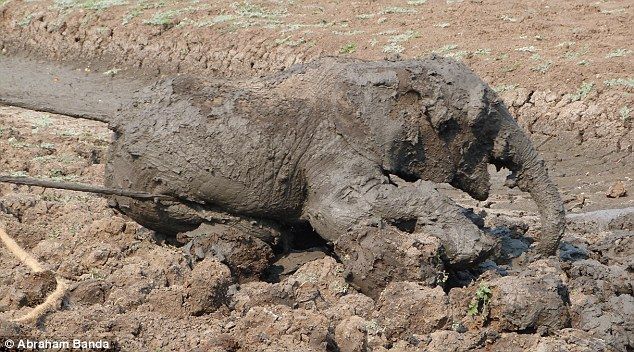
[418,55,494,131]
[327,68,404,166]
[465,83,489,126]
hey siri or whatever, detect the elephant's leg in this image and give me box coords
[367,180,499,267]
[303,159,498,297]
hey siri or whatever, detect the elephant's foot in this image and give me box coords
[334,224,446,299]
[413,209,500,269]
[371,180,500,268]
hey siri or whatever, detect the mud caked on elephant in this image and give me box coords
[0,54,565,295]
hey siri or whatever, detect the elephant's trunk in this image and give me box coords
[492,104,565,257]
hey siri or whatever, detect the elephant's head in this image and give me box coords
[344,56,564,257]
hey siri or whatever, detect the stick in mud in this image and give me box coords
[0,175,174,201]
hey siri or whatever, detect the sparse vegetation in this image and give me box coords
[532,61,552,74]
[563,45,589,60]
[232,1,285,20]
[389,31,419,43]
[571,81,594,101]
[604,78,634,88]
[381,7,417,14]
[516,46,538,53]
[18,13,36,27]
[431,44,469,60]
[474,48,491,56]
[437,270,449,285]
[8,137,30,149]
[339,42,357,54]
[90,268,105,280]
[54,0,127,10]
[103,68,121,76]
[502,61,521,73]
[364,320,385,335]
[467,283,492,317]
[275,36,309,47]
[332,30,365,36]
[196,14,235,27]
[50,169,66,178]
[381,30,419,54]
[434,44,458,54]
[144,10,182,26]
[382,42,404,54]
[9,170,28,177]
[605,48,632,58]
[122,9,140,25]
[31,115,53,128]
[557,41,576,48]
[599,7,626,14]
[492,84,518,93]
[39,142,55,150]
[620,106,631,122]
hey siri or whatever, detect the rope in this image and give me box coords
[0,223,69,323]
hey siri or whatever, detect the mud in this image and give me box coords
[0,0,633,351]
[0,103,632,350]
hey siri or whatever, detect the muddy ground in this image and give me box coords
[0,0,633,351]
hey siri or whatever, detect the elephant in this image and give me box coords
[0,54,565,294]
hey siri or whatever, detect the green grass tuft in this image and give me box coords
[606,48,632,58]
[619,106,630,122]
[531,61,552,74]
[467,283,492,317]
[571,82,594,101]
[382,7,417,14]
[339,42,357,54]
[144,10,182,26]
[604,78,634,88]
[54,0,127,10]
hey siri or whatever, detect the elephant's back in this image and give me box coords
[106,75,320,220]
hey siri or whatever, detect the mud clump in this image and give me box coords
[66,280,112,307]
[486,274,571,334]
[231,305,331,350]
[375,283,450,339]
[335,226,445,299]
[606,181,628,198]
[0,270,57,310]
[335,316,370,352]
[184,258,233,316]
[180,223,275,282]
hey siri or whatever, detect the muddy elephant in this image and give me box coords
[0,55,564,294]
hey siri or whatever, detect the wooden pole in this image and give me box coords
[0,175,174,200]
